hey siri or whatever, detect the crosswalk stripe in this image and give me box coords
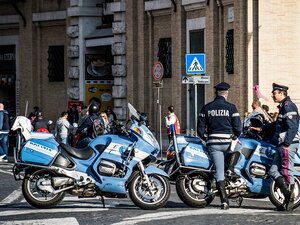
[111,208,300,225]
[0,217,79,225]
[0,188,22,205]
[0,206,109,217]
[0,168,13,175]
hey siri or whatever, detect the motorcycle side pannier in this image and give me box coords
[21,139,59,166]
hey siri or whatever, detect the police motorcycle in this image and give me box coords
[10,103,171,210]
[160,113,300,209]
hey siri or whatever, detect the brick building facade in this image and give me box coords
[0,0,299,139]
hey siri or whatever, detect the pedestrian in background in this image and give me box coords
[67,105,79,126]
[100,111,110,134]
[165,105,180,142]
[0,103,9,162]
[107,106,117,122]
[28,106,39,123]
[55,111,73,144]
[197,82,242,210]
[251,99,272,123]
[32,112,50,132]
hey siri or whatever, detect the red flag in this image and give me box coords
[253,85,269,101]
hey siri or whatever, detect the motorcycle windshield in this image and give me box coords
[128,103,140,122]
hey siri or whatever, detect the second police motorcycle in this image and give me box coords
[10,103,170,210]
[160,113,300,209]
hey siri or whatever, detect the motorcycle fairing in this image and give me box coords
[144,166,169,177]
[71,133,161,194]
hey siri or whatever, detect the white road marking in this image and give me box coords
[0,188,22,205]
[0,163,14,168]
[0,217,79,225]
[0,207,109,217]
[0,168,13,175]
[110,208,300,225]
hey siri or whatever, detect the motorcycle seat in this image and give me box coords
[60,143,94,160]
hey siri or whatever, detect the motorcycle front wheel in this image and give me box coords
[176,173,214,208]
[22,169,65,209]
[269,176,300,210]
[128,173,171,210]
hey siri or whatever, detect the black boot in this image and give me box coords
[217,181,229,210]
[286,184,294,212]
[226,152,240,178]
[275,176,293,211]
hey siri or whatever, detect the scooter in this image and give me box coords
[160,116,300,209]
[11,103,171,210]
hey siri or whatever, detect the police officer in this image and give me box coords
[253,83,299,211]
[197,82,242,210]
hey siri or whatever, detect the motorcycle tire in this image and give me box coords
[128,172,171,210]
[176,173,214,208]
[22,169,65,209]
[269,176,300,210]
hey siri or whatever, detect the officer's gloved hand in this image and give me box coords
[200,135,207,146]
[200,134,207,142]
[232,135,238,140]
[279,142,290,149]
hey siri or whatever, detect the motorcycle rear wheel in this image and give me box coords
[22,169,65,209]
[176,173,214,208]
[128,173,171,210]
[269,176,300,210]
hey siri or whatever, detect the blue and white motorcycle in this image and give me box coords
[160,116,300,209]
[11,103,170,210]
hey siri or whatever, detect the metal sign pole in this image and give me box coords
[158,87,162,160]
[194,83,197,136]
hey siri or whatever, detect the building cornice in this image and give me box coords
[182,0,206,11]
[0,15,19,24]
[67,7,102,17]
[32,10,66,22]
[104,2,126,15]
[145,0,172,11]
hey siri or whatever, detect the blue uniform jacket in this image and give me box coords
[197,96,242,143]
[270,96,299,146]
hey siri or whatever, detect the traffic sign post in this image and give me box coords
[152,62,163,160]
[182,75,210,85]
[152,62,164,81]
[184,53,206,136]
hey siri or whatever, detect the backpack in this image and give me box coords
[91,117,104,138]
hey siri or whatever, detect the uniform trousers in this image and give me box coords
[270,143,298,185]
[208,140,231,182]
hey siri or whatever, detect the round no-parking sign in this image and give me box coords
[152,62,164,81]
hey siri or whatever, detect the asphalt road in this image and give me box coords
[1,161,300,225]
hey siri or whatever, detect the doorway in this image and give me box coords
[0,45,16,119]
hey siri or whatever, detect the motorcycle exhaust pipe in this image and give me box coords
[52,177,74,188]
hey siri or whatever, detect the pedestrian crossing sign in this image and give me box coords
[185,53,206,75]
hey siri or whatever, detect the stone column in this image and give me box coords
[111,0,127,121]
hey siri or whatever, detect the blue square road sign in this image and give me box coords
[185,53,206,75]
